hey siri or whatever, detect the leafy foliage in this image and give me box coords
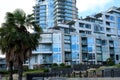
[0,9,42,80]
[106,58,115,66]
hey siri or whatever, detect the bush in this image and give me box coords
[66,65,71,68]
[106,58,115,66]
[52,63,58,68]
[0,69,19,74]
[60,63,65,67]
[0,70,9,74]
[42,68,49,72]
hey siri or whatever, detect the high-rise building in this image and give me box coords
[27,6,120,69]
[34,0,78,28]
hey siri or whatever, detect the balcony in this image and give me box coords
[64,40,70,43]
[40,38,52,43]
[82,41,87,45]
[64,48,71,52]
[96,50,102,53]
[82,49,88,53]
[39,49,52,54]
[42,60,52,64]
[65,57,72,61]
[110,51,114,54]
[32,48,52,54]
[109,44,114,47]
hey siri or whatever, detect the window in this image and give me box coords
[97,54,102,61]
[110,16,115,21]
[105,15,109,19]
[102,40,107,45]
[116,55,119,60]
[79,23,84,27]
[106,21,115,27]
[85,24,91,29]
[96,46,101,51]
[96,39,101,44]
[106,21,110,26]
[105,15,115,21]
[40,5,46,10]
[86,31,91,34]
[88,53,95,59]
[94,24,103,32]
[118,17,120,30]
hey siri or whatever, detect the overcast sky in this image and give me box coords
[0,0,120,26]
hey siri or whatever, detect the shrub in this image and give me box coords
[52,63,58,68]
[106,58,115,66]
[60,63,65,67]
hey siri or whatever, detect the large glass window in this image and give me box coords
[40,13,46,16]
[40,5,46,10]
[64,44,71,50]
[106,21,115,27]
[94,24,104,32]
[85,24,91,29]
[39,44,52,52]
[71,35,79,42]
[88,53,95,60]
[40,17,46,20]
[53,53,62,63]
[97,54,102,61]
[96,39,101,44]
[40,21,46,24]
[118,17,120,30]
[72,52,79,59]
[105,15,115,21]
[40,9,46,13]
[96,46,101,51]
[87,38,95,52]
[53,44,61,52]
[72,44,79,50]
[110,16,115,21]
[102,40,107,45]
[79,23,84,28]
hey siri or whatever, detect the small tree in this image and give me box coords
[106,58,115,66]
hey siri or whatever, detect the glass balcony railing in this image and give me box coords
[39,49,52,53]
[82,41,87,45]
[40,38,52,43]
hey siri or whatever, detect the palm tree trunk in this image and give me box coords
[9,61,13,80]
[18,62,23,80]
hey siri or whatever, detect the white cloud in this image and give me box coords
[0,0,35,25]
[77,0,113,12]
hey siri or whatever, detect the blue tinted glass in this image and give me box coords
[40,5,46,9]
[118,17,120,23]
[72,52,79,59]
[71,36,78,42]
[88,47,92,52]
[118,24,120,30]
[110,16,114,20]
[118,18,120,30]
[88,38,94,44]
[53,48,58,52]
[72,44,76,50]
[53,53,62,63]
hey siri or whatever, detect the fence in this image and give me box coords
[26,69,120,80]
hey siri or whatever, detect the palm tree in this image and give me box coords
[0,9,42,80]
